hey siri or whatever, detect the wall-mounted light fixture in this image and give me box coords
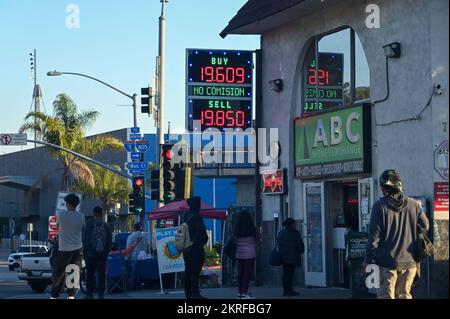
[383,42,401,58]
[269,79,283,92]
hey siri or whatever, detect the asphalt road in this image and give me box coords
[0,264,36,299]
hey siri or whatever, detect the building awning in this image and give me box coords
[220,0,339,38]
[0,176,42,191]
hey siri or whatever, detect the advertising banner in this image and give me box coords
[434,182,449,220]
[155,228,185,275]
[295,104,371,179]
[261,169,285,194]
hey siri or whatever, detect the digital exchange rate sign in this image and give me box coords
[186,49,253,132]
[303,52,344,113]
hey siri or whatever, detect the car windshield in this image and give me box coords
[18,246,42,253]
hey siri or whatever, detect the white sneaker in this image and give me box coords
[50,297,58,300]
[67,296,75,300]
[241,294,255,299]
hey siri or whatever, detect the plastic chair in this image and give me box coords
[106,253,127,293]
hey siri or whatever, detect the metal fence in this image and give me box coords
[0,238,50,250]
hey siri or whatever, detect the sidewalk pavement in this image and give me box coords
[123,286,352,299]
[7,286,352,300]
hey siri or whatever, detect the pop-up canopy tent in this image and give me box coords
[148,200,227,221]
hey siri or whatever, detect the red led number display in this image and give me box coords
[200,66,245,84]
[200,110,246,128]
[308,68,330,86]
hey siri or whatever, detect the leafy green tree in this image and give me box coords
[72,165,130,217]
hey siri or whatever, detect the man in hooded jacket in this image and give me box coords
[363,169,429,299]
[183,196,209,299]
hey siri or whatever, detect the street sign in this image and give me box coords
[131,152,141,160]
[129,133,142,140]
[126,162,149,170]
[129,169,145,175]
[0,133,27,146]
[131,127,140,134]
[124,141,136,153]
[434,141,449,180]
[136,140,150,153]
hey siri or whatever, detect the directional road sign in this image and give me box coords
[0,134,27,146]
[129,169,145,175]
[131,152,141,160]
[129,134,142,140]
[136,140,150,153]
[124,140,136,152]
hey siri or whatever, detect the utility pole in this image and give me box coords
[158,0,167,207]
[30,49,42,147]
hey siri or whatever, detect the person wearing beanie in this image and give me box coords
[363,169,429,299]
[182,196,208,299]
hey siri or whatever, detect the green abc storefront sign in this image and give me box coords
[294,104,372,178]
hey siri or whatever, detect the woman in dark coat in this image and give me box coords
[277,218,305,296]
[234,210,257,299]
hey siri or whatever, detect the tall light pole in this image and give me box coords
[30,49,42,147]
[157,0,168,207]
[47,71,138,128]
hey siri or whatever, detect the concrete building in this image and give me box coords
[222,0,448,297]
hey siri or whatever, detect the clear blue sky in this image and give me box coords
[0,0,259,154]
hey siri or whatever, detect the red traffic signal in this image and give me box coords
[134,177,144,187]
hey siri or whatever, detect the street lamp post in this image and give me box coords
[47,71,138,128]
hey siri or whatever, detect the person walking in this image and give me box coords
[277,218,305,297]
[83,207,112,299]
[51,194,85,299]
[234,210,257,299]
[183,196,209,300]
[363,169,429,299]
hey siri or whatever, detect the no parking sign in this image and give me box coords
[48,216,59,240]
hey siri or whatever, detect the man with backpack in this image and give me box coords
[180,196,209,300]
[83,207,112,299]
[363,170,429,299]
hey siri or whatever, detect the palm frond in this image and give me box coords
[69,160,95,189]
[75,110,100,131]
[75,135,123,158]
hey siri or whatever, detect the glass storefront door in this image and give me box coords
[358,178,373,232]
[303,182,326,287]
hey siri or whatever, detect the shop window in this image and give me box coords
[302,27,370,114]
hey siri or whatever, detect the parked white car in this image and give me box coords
[8,245,49,271]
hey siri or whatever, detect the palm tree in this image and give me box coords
[72,165,130,218]
[19,94,123,190]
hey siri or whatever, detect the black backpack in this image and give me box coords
[91,221,107,255]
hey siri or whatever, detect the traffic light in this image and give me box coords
[132,176,145,215]
[141,87,153,115]
[162,144,176,203]
[150,169,160,201]
[128,192,135,214]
